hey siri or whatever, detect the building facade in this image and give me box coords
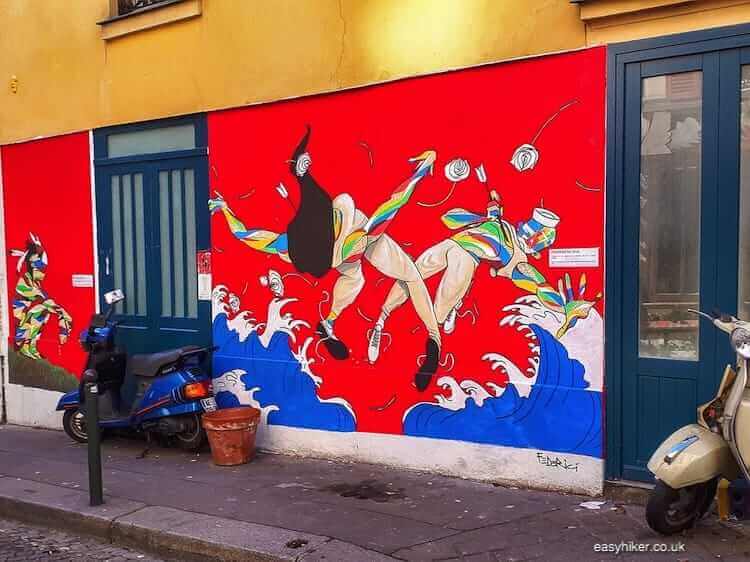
[2,0,750,495]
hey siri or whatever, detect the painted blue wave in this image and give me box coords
[212,313,356,432]
[403,325,602,458]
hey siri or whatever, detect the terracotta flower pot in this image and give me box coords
[202,406,260,466]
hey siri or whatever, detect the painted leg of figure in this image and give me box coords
[18,307,45,359]
[316,261,365,360]
[209,194,291,262]
[433,242,478,334]
[365,234,440,391]
[369,239,454,363]
[338,151,437,264]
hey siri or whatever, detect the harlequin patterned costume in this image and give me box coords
[10,234,72,360]
[375,194,597,344]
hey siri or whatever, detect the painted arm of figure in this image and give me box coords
[37,299,73,344]
[510,262,598,339]
[208,194,291,263]
[339,150,437,262]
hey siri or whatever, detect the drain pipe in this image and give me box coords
[0,355,6,424]
[0,147,8,424]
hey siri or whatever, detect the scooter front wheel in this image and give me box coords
[62,408,88,443]
[646,479,715,535]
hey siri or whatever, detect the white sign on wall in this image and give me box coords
[198,274,212,301]
[548,248,599,268]
[71,274,94,288]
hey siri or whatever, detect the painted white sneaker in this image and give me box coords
[443,300,462,335]
[368,323,383,363]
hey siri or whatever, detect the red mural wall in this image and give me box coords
[208,47,606,456]
[2,132,94,387]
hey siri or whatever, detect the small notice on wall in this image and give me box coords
[71,274,94,288]
[548,248,599,268]
[197,250,212,301]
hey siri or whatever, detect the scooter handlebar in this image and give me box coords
[688,308,738,334]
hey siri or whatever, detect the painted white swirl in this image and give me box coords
[295,152,312,177]
[443,158,470,183]
[510,144,539,172]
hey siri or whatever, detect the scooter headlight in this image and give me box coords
[731,327,750,358]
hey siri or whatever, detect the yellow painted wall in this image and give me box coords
[582,0,750,45]
[0,0,586,145]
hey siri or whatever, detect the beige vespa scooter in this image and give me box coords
[647,309,750,534]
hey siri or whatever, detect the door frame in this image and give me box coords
[606,23,750,480]
[92,114,210,349]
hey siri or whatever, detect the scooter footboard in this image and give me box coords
[648,424,740,488]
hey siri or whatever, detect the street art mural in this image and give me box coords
[10,233,72,360]
[2,132,95,392]
[207,47,606,460]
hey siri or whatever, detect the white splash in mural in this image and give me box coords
[212,368,279,425]
[402,294,603,457]
[212,285,356,431]
[495,294,603,392]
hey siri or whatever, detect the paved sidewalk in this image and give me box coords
[0,424,747,561]
[0,517,161,561]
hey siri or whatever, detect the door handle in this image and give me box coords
[105,254,110,276]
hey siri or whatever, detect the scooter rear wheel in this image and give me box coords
[62,409,88,443]
[175,414,206,452]
[646,479,715,535]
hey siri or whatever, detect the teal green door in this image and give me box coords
[613,42,750,481]
[94,117,211,354]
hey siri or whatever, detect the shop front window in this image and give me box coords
[639,71,702,360]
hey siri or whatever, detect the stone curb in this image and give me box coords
[0,475,390,561]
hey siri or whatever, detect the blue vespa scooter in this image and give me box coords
[56,290,217,451]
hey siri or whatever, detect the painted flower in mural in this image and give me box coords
[510,144,540,172]
[294,152,311,177]
[418,158,470,208]
[444,158,471,182]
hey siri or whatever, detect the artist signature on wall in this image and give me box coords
[536,452,580,472]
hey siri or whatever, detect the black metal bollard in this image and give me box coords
[83,369,103,506]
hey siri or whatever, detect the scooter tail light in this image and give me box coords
[182,381,210,400]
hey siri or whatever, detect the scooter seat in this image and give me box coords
[128,346,202,378]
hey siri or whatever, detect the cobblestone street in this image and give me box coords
[0,518,161,562]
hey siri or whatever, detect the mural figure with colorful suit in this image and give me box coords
[10,233,72,360]
[209,126,443,390]
[367,167,599,363]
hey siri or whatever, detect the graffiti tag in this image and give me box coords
[536,452,579,472]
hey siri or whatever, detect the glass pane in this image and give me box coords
[111,176,123,315]
[159,171,172,317]
[184,169,198,319]
[107,124,195,158]
[739,67,750,320]
[122,174,135,316]
[133,173,147,316]
[172,170,185,318]
[639,71,702,360]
